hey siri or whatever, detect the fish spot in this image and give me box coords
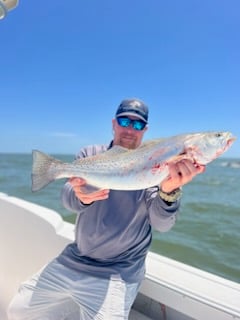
[151,163,162,174]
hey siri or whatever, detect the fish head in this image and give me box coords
[184,131,236,165]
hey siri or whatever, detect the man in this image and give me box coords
[8,98,205,320]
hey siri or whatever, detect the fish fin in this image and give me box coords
[104,145,129,155]
[139,138,166,148]
[73,145,129,165]
[91,145,129,159]
[31,150,62,192]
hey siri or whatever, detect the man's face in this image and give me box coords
[112,116,148,149]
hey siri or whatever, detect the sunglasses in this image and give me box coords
[116,117,147,131]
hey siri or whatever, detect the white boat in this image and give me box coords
[0,192,239,320]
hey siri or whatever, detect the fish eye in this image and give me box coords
[215,133,222,138]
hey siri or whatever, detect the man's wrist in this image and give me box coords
[159,187,182,203]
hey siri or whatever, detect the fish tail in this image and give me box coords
[31,150,62,192]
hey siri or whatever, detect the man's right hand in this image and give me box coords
[68,177,110,204]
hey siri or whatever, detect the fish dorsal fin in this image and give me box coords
[74,145,130,164]
[138,138,166,149]
[104,145,129,156]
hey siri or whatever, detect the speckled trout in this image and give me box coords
[31,131,236,192]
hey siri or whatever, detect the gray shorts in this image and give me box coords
[7,259,141,320]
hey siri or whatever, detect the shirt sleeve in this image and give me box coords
[145,186,180,232]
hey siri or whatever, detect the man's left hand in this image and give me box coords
[161,159,205,193]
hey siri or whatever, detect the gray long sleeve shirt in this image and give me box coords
[57,143,180,283]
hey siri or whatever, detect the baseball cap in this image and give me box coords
[115,98,149,123]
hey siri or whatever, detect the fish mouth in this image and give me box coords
[227,137,236,147]
[220,136,237,155]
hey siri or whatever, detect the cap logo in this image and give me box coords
[128,101,142,108]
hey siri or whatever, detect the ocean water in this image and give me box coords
[0,153,239,283]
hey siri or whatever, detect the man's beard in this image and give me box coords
[119,134,138,149]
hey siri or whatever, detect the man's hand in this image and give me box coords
[68,177,110,204]
[161,159,205,193]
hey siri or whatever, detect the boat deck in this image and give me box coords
[130,310,151,319]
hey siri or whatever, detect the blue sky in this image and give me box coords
[1,0,239,158]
